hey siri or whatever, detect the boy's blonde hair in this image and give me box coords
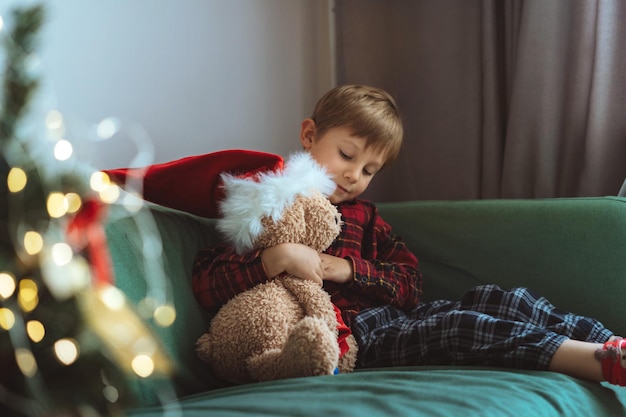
[311,85,403,166]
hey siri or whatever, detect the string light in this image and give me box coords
[102,385,119,403]
[0,272,16,299]
[18,279,39,312]
[0,308,16,330]
[96,117,120,140]
[41,253,90,300]
[47,192,68,218]
[2,5,175,410]
[53,139,73,161]
[79,285,173,378]
[99,184,120,204]
[131,354,155,378]
[89,171,120,203]
[26,320,45,343]
[51,242,73,266]
[65,192,82,213]
[153,304,176,327]
[23,231,44,255]
[54,338,79,365]
[45,110,63,130]
[45,110,65,141]
[101,371,120,403]
[7,167,27,192]
[90,171,111,192]
[15,349,37,378]
[99,285,126,311]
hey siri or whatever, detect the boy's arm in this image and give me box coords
[192,244,267,311]
[347,232,423,312]
[329,203,423,312]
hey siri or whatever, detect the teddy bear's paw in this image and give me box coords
[282,317,340,376]
[246,317,339,382]
[195,333,213,363]
[246,349,284,381]
[338,334,359,373]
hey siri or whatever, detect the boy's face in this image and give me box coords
[300,119,385,204]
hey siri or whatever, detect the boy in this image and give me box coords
[192,84,626,386]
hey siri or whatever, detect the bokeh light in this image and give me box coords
[0,308,16,330]
[18,279,39,312]
[45,110,64,130]
[54,338,79,365]
[103,385,119,403]
[99,285,125,311]
[99,184,120,204]
[154,304,176,327]
[54,139,73,161]
[26,320,45,343]
[51,242,73,266]
[96,117,120,140]
[65,193,82,213]
[131,354,155,378]
[7,167,27,192]
[24,231,44,255]
[15,349,37,378]
[90,171,111,192]
[47,192,68,218]
[0,272,16,300]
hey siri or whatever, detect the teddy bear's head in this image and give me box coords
[255,192,342,252]
[217,152,340,254]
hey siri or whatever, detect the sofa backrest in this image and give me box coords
[377,197,626,337]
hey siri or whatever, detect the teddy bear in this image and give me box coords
[195,152,358,384]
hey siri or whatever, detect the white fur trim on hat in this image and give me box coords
[217,151,336,254]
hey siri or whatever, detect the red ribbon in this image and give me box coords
[333,304,352,358]
[66,198,113,287]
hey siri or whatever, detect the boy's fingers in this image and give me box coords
[307,270,324,287]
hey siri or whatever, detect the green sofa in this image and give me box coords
[104,196,626,416]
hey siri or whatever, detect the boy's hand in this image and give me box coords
[261,243,324,286]
[320,254,353,284]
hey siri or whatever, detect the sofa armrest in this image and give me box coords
[105,202,226,404]
[377,197,626,336]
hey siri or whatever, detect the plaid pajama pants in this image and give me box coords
[352,285,613,370]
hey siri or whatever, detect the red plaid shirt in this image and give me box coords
[192,199,422,327]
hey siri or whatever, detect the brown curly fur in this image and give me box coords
[196,193,358,383]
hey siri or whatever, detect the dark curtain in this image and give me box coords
[335,0,626,202]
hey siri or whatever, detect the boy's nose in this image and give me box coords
[344,167,359,183]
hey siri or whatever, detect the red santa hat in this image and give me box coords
[104,149,286,219]
[104,150,336,253]
[217,151,336,254]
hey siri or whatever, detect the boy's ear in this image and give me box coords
[299,118,316,149]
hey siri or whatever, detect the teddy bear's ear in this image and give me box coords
[255,197,307,248]
[217,152,335,254]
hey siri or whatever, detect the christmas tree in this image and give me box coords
[1,5,171,416]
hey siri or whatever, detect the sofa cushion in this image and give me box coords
[125,367,626,417]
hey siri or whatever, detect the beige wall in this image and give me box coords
[4,0,335,169]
